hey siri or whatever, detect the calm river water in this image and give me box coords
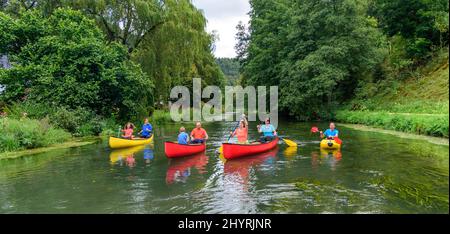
[0,121,448,213]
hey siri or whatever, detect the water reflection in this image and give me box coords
[311,149,343,171]
[224,147,279,186]
[109,144,154,168]
[283,147,298,158]
[166,152,209,184]
[143,147,154,165]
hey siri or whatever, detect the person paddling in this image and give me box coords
[257,118,277,143]
[138,118,153,139]
[320,122,339,139]
[178,127,190,145]
[190,122,208,144]
[121,122,135,139]
[230,115,249,144]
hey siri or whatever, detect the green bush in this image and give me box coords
[335,111,449,138]
[0,117,71,152]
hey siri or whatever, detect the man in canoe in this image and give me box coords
[190,122,209,144]
[320,122,339,139]
[230,114,249,144]
[121,122,135,139]
[138,118,153,138]
[257,118,277,143]
[178,127,189,145]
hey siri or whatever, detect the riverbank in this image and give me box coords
[0,138,99,160]
[335,111,449,138]
[340,123,449,146]
[336,51,449,139]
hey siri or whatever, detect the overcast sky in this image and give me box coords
[192,0,250,58]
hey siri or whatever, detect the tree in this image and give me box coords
[369,0,449,59]
[235,21,249,66]
[132,0,224,104]
[242,0,385,120]
[0,9,153,120]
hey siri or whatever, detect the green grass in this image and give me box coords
[349,48,449,114]
[150,109,174,124]
[339,48,449,138]
[0,117,71,153]
[335,111,449,138]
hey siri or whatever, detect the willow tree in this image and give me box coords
[133,0,224,104]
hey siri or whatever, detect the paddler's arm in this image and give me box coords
[204,131,209,140]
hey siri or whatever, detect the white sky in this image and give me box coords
[192,0,250,58]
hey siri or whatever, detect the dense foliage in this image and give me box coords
[369,0,449,60]
[0,0,223,144]
[242,0,385,120]
[0,9,153,120]
[239,0,448,120]
[133,0,225,102]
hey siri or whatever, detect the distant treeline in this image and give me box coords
[216,57,240,85]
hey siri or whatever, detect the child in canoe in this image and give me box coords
[138,118,153,139]
[178,127,190,145]
[230,115,249,144]
[122,122,135,139]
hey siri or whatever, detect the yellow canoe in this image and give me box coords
[320,138,341,150]
[109,135,154,149]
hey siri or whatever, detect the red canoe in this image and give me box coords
[222,137,279,160]
[164,141,206,158]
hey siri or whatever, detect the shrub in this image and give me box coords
[0,117,71,152]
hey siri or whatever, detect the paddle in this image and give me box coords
[259,121,297,147]
[311,126,342,145]
[218,118,242,153]
[278,136,298,147]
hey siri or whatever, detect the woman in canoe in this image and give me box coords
[257,118,277,143]
[230,115,249,144]
[190,122,209,144]
[121,122,135,139]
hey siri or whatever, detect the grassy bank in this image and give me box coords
[340,123,449,146]
[337,48,449,138]
[335,111,449,138]
[0,117,72,153]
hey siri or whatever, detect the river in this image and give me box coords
[0,121,448,213]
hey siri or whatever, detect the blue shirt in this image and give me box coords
[178,132,189,145]
[324,129,339,138]
[144,148,154,160]
[141,123,153,137]
[260,124,276,137]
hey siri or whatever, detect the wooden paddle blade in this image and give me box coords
[283,138,298,147]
